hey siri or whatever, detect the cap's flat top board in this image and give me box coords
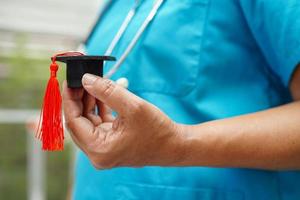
[54,55,116,63]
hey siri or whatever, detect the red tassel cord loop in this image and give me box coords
[50,62,58,77]
[51,51,84,62]
[36,51,84,151]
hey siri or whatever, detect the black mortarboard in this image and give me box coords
[55,55,116,88]
[36,53,116,151]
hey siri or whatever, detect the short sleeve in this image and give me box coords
[239,0,300,86]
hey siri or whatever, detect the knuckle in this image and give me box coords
[131,100,147,116]
[96,79,116,100]
[90,159,103,170]
[96,157,114,169]
[64,119,76,131]
[88,154,104,169]
[100,161,115,169]
[88,152,117,170]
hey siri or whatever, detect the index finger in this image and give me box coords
[82,74,144,115]
[62,81,96,146]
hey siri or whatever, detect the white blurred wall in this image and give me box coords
[0,0,105,56]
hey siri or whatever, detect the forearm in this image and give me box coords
[176,101,300,170]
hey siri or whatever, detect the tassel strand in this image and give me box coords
[36,51,84,151]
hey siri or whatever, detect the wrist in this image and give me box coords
[162,122,191,166]
[170,123,212,166]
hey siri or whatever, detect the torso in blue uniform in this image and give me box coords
[74,0,300,199]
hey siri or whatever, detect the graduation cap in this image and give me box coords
[36,52,115,151]
[55,55,115,88]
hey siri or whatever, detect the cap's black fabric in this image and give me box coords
[55,55,116,88]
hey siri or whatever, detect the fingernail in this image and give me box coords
[82,73,97,86]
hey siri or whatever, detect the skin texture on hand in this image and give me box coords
[63,74,183,169]
[63,65,300,170]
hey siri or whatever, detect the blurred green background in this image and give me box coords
[0,0,103,199]
[0,33,72,200]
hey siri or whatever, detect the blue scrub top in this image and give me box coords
[74,0,300,199]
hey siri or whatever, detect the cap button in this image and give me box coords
[116,77,129,88]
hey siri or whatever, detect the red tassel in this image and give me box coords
[36,52,84,151]
[36,61,63,151]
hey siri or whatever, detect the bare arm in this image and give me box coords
[177,65,300,170]
[63,66,300,170]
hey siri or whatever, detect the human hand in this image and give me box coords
[62,74,183,169]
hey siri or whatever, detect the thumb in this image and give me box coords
[82,73,144,115]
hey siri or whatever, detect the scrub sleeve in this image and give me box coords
[240,0,300,86]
